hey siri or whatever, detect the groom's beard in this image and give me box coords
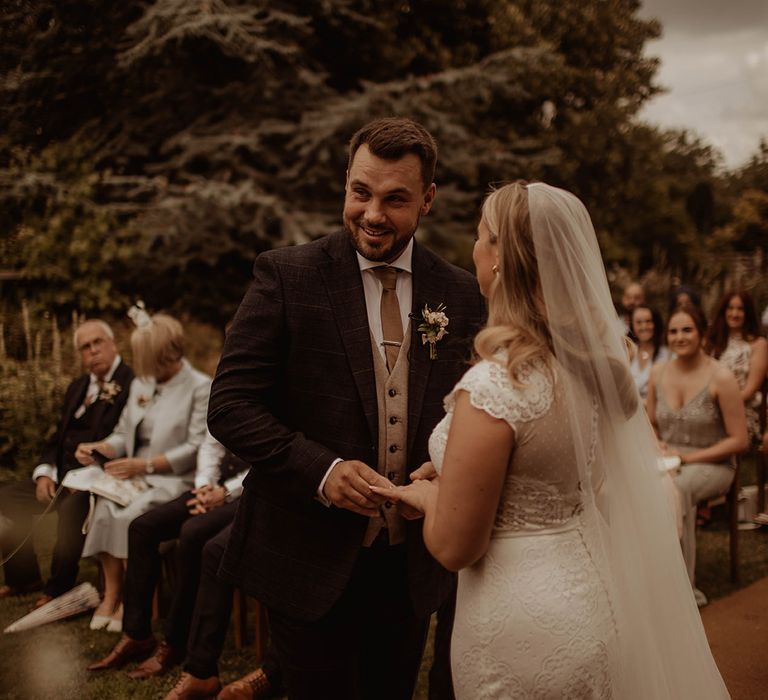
[343,215,419,264]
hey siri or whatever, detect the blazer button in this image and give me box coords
[387,471,396,481]
[389,416,398,425]
[389,445,397,453]
[388,389,397,397]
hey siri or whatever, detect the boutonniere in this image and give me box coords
[411,303,449,360]
[98,382,121,403]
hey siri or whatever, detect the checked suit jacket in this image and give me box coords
[208,230,485,622]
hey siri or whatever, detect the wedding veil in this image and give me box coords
[527,183,729,698]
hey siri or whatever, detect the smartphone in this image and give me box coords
[91,449,110,467]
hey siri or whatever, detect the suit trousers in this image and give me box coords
[123,491,237,645]
[0,480,90,597]
[267,543,430,700]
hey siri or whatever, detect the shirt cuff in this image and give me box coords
[317,458,343,507]
[32,464,57,484]
[223,471,247,502]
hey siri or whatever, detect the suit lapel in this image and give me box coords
[62,375,90,427]
[408,242,445,455]
[317,233,378,445]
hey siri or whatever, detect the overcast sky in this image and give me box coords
[638,0,768,169]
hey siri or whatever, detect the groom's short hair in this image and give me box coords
[348,117,438,190]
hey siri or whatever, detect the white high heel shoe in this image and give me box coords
[105,616,122,633]
[89,612,111,630]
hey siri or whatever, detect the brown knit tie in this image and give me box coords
[373,266,403,372]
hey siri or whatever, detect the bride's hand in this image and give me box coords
[409,461,438,481]
[369,479,438,520]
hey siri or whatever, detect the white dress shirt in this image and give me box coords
[33,355,123,484]
[194,429,248,500]
[317,239,414,504]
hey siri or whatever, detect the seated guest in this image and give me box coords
[87,430,248,673]
[162,523,283,700]
[628,305,670,401]
[647,304,748,607]
[75,312,210,631]
[706,290,768,444]
[88,430,283,699]
[667,284,701,316]
[0,320,133,608]
[619,280,645,332]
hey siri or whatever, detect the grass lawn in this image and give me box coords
[0,457,765,699]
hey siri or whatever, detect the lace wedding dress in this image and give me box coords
[430,357,616,699]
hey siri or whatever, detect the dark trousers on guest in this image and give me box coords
[0,480,90,597]
[267,543,430,700]
[184,524,282,691]
[123,491,237,647]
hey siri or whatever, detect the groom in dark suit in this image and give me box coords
[208,118,484,699]
[0,319,133,608]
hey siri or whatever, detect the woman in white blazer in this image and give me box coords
[76,313,211,631]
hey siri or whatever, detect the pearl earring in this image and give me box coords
[492,264,499,274]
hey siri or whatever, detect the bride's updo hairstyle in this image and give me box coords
[131,313,185,379]
[474,181,553,384]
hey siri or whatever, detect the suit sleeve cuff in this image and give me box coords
[32,464,57,483]
[316,458,343,507]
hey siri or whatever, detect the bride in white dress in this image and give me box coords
[373,182,729,698]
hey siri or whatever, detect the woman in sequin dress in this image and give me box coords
[647,304,748,606]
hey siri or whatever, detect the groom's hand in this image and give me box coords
[324,460,392,517]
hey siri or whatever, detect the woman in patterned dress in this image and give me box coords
[705,291,768,444]
[374,182,731,698]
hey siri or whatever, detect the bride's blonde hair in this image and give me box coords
[474,181,553,384]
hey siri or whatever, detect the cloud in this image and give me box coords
[640,0,768,36]
[639,21,768,167]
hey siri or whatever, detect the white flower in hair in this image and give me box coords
[128,300,151,328]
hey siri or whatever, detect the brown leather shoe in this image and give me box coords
[127,640,184,679]
[31,594,54,610]
[162,672,221,699]
[217,668,272,700]
[87,634,156,671]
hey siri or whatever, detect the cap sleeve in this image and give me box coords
[444,358,554,434]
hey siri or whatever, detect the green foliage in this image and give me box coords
[0,0,764,322]
[0,304,77,474]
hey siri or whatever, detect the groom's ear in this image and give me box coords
[420,183,437,215]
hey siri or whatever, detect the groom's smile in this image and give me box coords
[343,144,436,263]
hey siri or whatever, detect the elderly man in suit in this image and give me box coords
[0,319,133,609]
[208,118,485,700]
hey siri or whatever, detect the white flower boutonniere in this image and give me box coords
[98,382,121,404]
[414,303,449,360]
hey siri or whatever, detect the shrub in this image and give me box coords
[0,303,78,479]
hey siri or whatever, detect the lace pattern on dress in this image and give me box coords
[444,357,554,433]
[495,476,582,531]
